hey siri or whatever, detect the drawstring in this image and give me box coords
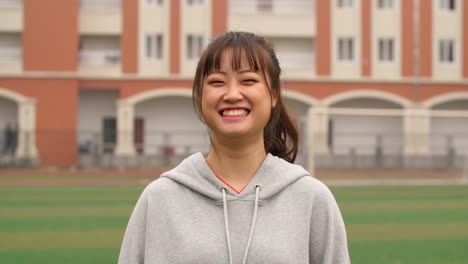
[222,188,233,264]
[222,185,261,264]
[242,185,260,264]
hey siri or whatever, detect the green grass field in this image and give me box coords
[0,175,467,264]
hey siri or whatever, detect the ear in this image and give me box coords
[271,92,278,108]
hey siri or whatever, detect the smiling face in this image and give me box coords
[192,32,298,162]
[201,49,276,141]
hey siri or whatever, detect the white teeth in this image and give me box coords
[222,109,248,117]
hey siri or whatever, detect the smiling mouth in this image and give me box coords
[220,109,250,117]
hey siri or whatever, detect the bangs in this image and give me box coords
[201,33,266,77]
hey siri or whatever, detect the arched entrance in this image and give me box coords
[322,90,410,168]
[115,88,208,167]
[0,88,38,165]
[424,92,468,169]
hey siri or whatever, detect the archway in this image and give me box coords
[0,88,38,164]
[424,92,468,168]
[116,88,208,167]
[322,90,409,168]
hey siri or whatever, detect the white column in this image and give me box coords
[307,106,330,172]
[15,99,39,162]
[115,101,136,156]
[308,106,330,154]
[306,107,315,173]
[404,108,431,155]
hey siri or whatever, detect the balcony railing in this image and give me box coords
[79,50,120,65]
[277,52,315,69]
[0,48,21,62]
[230,0,315,15]
[0,0,22,7]
[80,0,121,10]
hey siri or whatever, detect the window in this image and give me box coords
[145,34,163,60]
[378,38,394,62]
[134,118,144,154]
[186,0,204,5]
[0,0,23,7]
[257,0,273,12]
[439,0,456,11]
[337,37,354,61]
[328,119,334,149]
[337,0,354,8]
[146,0,163,5]
[80,0,121,10]
[102,118,116,153]
[439,39,455,63]
[0,33,22,62]
[377,0,393,9]
[187,34,204,60]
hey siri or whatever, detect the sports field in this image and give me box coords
[0,174,467,264]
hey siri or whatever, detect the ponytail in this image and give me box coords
[264,97,298,163]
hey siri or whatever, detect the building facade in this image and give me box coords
[0,0,467,170]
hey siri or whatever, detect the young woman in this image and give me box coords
[118,31,350,264]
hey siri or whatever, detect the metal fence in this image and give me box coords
[1,129,467,171]
[316,133,468,170]
[77,130,210,169]
[315,151,468,170]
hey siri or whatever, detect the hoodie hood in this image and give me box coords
[160,152,310,201]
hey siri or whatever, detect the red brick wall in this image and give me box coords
[316,0,331,76]
[361,0,371,76]
[212,0,227,38]
[170,0,181,74]
[401,0,414,77]
[122,0,138,73]
[23,0,79,72]
[419,0,432,77]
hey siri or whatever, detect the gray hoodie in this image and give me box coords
[118,153,350,264]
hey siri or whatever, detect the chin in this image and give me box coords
[221,130,250,138]
[210,127,250,139]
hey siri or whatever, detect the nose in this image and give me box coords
[223,82,243,102]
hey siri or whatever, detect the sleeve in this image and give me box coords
[118,188,149,264]
[309,182,350,264]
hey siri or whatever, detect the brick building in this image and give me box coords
[0,0,467,170]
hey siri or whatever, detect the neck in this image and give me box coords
[206,133,266,190]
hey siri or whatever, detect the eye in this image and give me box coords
[207,80,224,86]
[242,79,258,85]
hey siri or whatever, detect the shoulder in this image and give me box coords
[291,176,337,203]
[297,176,332,193]
[139,177,182,201]
[145,177,177,192]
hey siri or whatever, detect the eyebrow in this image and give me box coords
[208,69,257,75]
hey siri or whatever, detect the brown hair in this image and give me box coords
[192,31,298,163]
